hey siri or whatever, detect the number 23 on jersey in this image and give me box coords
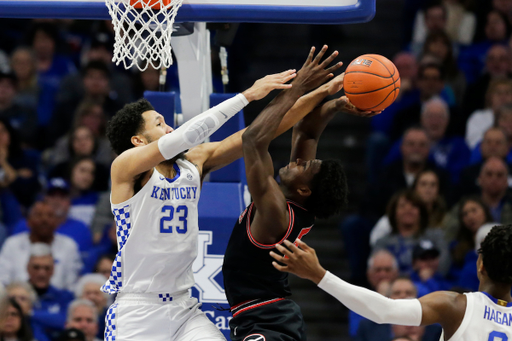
[160,205,188,234]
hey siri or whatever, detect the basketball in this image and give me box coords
[343,54,401,112]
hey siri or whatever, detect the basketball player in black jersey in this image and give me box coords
[222,47,380,341]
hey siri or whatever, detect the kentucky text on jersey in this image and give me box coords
[484,305,512,326]
[150,186,198,201]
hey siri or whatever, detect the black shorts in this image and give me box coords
[229,298,307,341]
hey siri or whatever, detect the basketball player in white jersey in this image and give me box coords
[271,225,512,341]
[102,46,348,341]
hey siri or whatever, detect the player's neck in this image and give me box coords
[479,280,512,303]
[156,159,177,178]
[280,185,306,206]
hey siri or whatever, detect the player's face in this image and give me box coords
[141,110,173,144]
[279,159,322,190]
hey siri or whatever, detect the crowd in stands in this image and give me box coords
[0,0,511,339]
[343,0,512,339]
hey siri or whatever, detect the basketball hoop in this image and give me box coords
[105,0,184,71]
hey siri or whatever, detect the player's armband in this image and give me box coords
[158,93,249,160]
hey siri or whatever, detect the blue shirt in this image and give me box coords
[32,285,74,337]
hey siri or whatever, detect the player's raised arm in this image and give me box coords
[242,46,339,244]
[270,240,466,334]
[109,69,297,183]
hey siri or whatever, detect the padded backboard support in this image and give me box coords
[0,0,375,24]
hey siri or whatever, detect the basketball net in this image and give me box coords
[105,0,184,71]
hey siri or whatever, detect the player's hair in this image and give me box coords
[479,225,512,284]
[107,98,155,155]
[304,159,348,219]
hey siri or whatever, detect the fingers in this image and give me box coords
[320,51,340,69]
[272,261,289,272]
[303,46,316,67]
[296,239,312,251]
[274,243,294,258]
[325,61,343,73]
[312,45,329,65]
[282,240,303,254]
[269,250,288,263]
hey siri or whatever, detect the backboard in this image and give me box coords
[0,0,375,24]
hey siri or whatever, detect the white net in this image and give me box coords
[105,0,184,71]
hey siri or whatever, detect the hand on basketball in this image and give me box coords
[242,70,297,102]
[293,45,343,92]
[270,240,327,285]
[332,96,382,117]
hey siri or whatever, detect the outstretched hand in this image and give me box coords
[332,96,382,118]
[242,69,297,102]
[293,45,343,93]
[270,240,326,284]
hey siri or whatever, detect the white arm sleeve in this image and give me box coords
[158,93,249,160]
[318,271,423,326]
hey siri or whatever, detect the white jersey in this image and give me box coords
[444,292,512,341]
[102,158,201,295]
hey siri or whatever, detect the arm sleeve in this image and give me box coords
[318,271,423,326]
[158,94,249,160]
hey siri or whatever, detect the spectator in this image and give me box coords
[355,277,441,341]
[383,98,470,183]
[74,274,108,340]
[390,63,456,141]
[66,157,100,228]
[421,31,466,105]
[12,178,93,268]
[0,118,40,211]
[372,127,448,216]
[463,44,512,116]
[348,250,399,337]
[27,243,74,338]
[373,190,450,275]
[58,32,133,105]
[411,2,448,55]
[0,201,82,290]
[47,127,110,191]
[410,239,451,297]
[456,221,495,291]
[5,281,50,341]
[89,192,112,244]
[94,255,113,280]
[466,78,512,149]
[27,22,76,127]
[10,47,39,113]
[48,61,124,146]
[450,197,495,262]
[57,328,86,341]
[458,10,511,84]
[65,299,101,341]
[0,296,34,341]
[0,71,37,146]
[458,127,511,196]
[448,158,512,239]
[370,170,448,246]
[45,102,111,170]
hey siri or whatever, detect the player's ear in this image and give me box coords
[131,134,146,147]
[297,186,311,198]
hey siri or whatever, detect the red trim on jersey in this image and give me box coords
[231,299,258,311]
[245,203,295,249]
[286,200,308,211]
[232,298,285,317]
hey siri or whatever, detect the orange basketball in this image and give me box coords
[343,54,401,112]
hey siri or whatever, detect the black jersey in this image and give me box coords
[223,200,315,307]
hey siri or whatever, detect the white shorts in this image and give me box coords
[105,291,226,341]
